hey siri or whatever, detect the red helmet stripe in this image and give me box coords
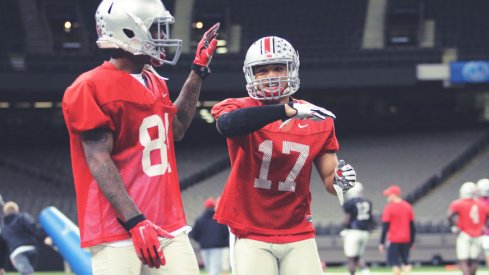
[263,37,271,54]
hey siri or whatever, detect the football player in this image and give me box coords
[62,0,219,274]
[448,181,489,275]
[477,178,489,269]
[210,36,356,275]
[341,182,374,275]
[379,185,415,275]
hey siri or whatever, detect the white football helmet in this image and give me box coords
[459,181,478,199]
[345,181,364,200]
[477,178,489,197]
[243,36,300,100]
[95,0,182,66]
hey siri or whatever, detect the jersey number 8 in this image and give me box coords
[139,114,171,176]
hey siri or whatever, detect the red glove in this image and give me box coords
[120,215,173,268]
[192,22,220,78]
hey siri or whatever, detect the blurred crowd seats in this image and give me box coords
[1,0,488,72]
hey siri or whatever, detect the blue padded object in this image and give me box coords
[39,206,92,275]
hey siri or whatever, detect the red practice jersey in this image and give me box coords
[381,200,414,243]
[211,97,339,242]
[449,198,489,237]
[62,61,187,247]
[478,197,489,235]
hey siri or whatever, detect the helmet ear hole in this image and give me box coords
[123,29,135,38]
[107,2,114,14]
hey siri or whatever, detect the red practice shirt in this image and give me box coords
[478,197,489,236]
[381,200,414,243]
[211,97,339,243]
[62,62,187,247]
[449,198,489,237]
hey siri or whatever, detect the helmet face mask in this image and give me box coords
[243,37,300,101]
[95,0,182,66]
[250,63,289,99]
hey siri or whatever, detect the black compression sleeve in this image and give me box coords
[410,221,416,244]
[380,222,389,244]
[216,104,289,137]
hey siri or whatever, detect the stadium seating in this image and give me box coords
[13,0,489,72]
[415,142,489,223]
[0,164,77,222]
[0,0,25,71]
[423,0,489,60]
[0,0,25,54]
[310,129,487,227]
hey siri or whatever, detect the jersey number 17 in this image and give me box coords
[254,140,310,192]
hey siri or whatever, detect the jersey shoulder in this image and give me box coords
[211,97,261,118]
[65,62,158,107]
[217,97,261,108]
[64,62,122,101]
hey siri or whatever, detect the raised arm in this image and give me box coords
[172,72,202,141]
[173,23,220,140]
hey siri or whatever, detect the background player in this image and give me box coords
[189,198,229,275]
[448,181,489,275]
[379,185,415,275]
[2,201,47,275]
[477,178,489,270]
[211,36,356,275]
[341,182,374,275]
[62,0,219,274]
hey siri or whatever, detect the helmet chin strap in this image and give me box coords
[151,58,163,67]
[152,51,167,67]
[144,64,168,80]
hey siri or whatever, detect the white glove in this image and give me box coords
[334,160,356,192]
[289,102,336,120]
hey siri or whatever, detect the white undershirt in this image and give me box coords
[106,226,192,247]
[130,73,146,87]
